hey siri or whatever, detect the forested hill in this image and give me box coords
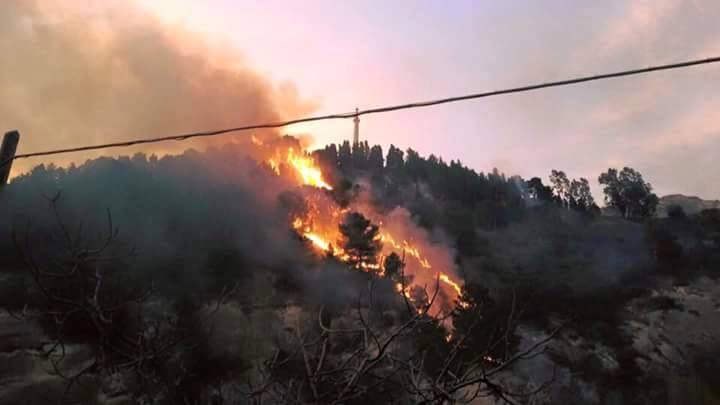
[1,140,719,404]
[313,140,612,255]
[658,194,720,217]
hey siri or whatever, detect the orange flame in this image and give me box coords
[292,207,467,313]
[267,147,332,190]
[268,158,281,175]
[287,148,333,190]
[439,273,463,297]
[305,232,332,251]
[380,234,432,269]
[263,142,467,316]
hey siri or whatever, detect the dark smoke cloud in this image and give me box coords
[1,147,302,282]
[0,144,388,309]
[0,0,316,177]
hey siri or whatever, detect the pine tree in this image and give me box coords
[338,212,382,269]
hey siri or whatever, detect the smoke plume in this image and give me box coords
[0,0,316,177]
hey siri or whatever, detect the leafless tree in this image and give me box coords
[241,273,565,405]
[10,193,564,405]
[10,193,236,405]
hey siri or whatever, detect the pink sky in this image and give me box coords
[4,0,720,200]
[135,0,720,200]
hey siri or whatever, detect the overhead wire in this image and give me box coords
[2,55,720,170]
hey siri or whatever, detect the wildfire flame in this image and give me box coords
[261,140,467,315]
[438,273,463,297]
[293,208,468,311]
[380,234,432,269]
[268,147,332,190]
[287,149,333,190]
[251,135,264,146]
[304,232,331,251]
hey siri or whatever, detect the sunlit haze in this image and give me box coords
[6,0,720,199]
[3,2,720,403]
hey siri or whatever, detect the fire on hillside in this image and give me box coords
[251,135,466,316]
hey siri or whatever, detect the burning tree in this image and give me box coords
[2,153,570,405]
[383,252,404,281]
[338,212,383,270]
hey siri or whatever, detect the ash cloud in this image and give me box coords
[1,148,301,282]
[0,0,316,177]
[0,144,382,309]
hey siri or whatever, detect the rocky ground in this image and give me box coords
[0,312,131,405]
[481,276,720,405]
[2,276,719,404]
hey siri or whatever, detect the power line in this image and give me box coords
[3,55,720,169]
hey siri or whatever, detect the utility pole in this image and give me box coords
[352,108,360,146]
[0,130,20,188]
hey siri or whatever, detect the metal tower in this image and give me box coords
[352,108,360,145]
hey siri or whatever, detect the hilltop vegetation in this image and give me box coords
[657,194,720,217]
[0,140,719,404]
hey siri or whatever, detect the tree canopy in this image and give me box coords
[599,167,659,219]
[338,211,383,268]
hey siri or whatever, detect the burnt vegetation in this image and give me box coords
[1,140,719,404]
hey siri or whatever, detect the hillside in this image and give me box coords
[0,139,719,405]
[658,194,720,217]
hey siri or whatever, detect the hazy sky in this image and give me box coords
[7,1,720,200]
[134,0,720,200]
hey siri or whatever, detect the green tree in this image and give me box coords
[352,140,370,169]
[385,145,405,172]
[405,148,425,197]
[368,145,384,171]
[338,212,382,269]
[314,144,338,171]
[569,177,596,212]
[338,140,352,172]
[598,167,659,219]
[405,148,423,178]
[667,204,687,220]
[526,177,554,202]
[549,170,571,207]
[383,252,404,281]
[451,283,519,364]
